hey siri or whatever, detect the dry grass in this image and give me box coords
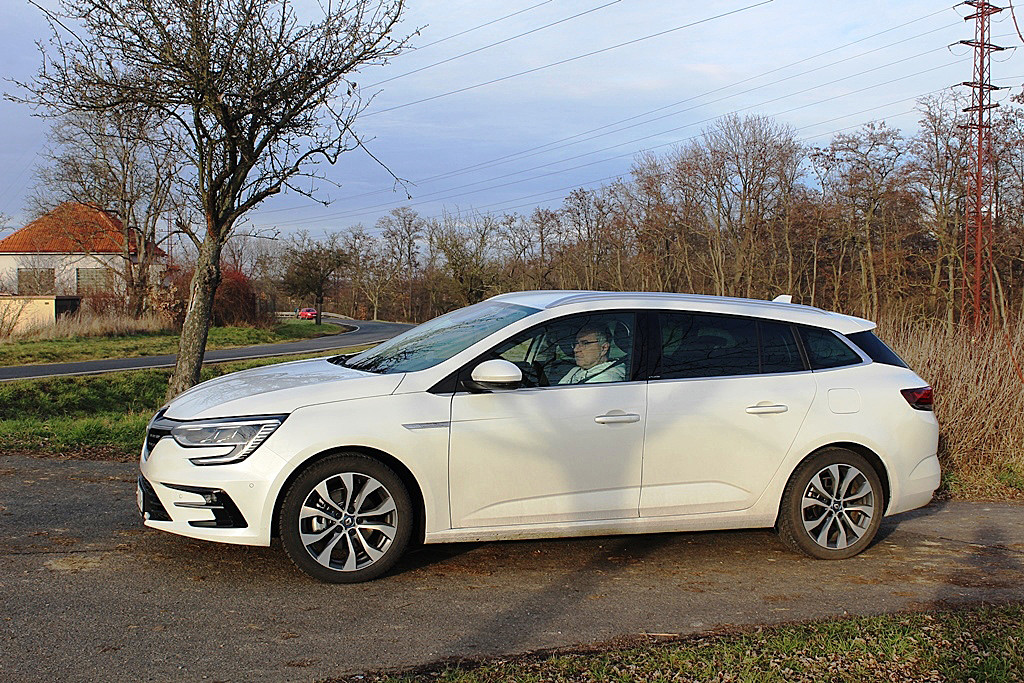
[13,311,174,340]
[331,603,1024,683]
[879,314,1024,499]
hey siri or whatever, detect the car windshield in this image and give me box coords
[340,301,540,374]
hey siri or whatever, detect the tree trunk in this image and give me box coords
[166,238,223,400]
[127,277,147,319]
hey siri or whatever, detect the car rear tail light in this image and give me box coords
[901,386,933,411]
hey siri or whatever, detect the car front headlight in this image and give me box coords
[170,415,287,466]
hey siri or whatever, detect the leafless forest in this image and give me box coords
[256,96,1022,332]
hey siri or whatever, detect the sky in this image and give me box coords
[1,0,1023,240]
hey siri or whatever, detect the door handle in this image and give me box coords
[745,404,789,415]
[594,413,641,424]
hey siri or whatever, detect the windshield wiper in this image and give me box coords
[328,354,384,373]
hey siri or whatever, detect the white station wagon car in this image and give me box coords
[138,291,940,582]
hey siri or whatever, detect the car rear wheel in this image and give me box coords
[280,453,413,583]
[777,448,884,560]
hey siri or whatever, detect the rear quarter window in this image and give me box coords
[799,326,863,370]
[846,331,909,368]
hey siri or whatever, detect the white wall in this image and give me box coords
[0,252,125,295]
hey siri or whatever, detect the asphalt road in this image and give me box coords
[0,319,413,381]
[2,454,1023,682]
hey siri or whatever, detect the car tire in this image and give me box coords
[777,448,884,560]
[280,453,413,583]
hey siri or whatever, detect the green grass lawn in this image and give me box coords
[0,320,339,366]
[0,346,370,459]
[330,603,1024,683]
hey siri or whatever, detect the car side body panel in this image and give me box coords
[640,370,816,516]
[449,381,646,527]
[261,392,455,538]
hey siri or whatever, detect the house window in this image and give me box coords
[17,268,56,295]
[76,267,113,294]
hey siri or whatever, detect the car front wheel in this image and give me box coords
[280,454,413,583]
[777,448,884,560]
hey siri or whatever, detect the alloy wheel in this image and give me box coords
[800,463,876,551]
[297,472,399,572]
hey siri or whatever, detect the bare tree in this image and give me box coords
[827,123,911,319]
[909,93,967,327]
[376,207,425,320]
[32,109,178,316]
[359,237,399,321]
[338,225,375,317]
[281,231,348,325]
[11,0,410,398]
[427,210,501,309]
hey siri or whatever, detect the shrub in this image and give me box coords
[169,266,274,328]
[879,315,1024,499]
[81,289,129,316]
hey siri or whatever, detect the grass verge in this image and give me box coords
[330,602,1024,683]
[0,319,340,366]
[0,346,369,460]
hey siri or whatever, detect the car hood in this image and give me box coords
[162,358,405,420]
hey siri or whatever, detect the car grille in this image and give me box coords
[146,426,171,453]
[142,409,171,461]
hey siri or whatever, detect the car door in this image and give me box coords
[448,311,646,528]
[640,311,816,517]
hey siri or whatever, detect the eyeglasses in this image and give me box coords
[574,339,601,347]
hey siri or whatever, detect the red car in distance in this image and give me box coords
[297,308,317,320]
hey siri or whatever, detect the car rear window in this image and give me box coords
[798,326,863,370]
[846,331,908,368]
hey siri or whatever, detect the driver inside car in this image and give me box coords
[558,324,626,384]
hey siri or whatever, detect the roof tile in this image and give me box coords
[0,203,129,254]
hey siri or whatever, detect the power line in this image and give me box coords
[412,1,556,51]
[371,95,963,226]
[363,1,775,118]
[364,0,622,89]
[401,40,957,194]
[383,25,961,194]
[265,58,966,226]
[257,6,960,217]
[267,68,1024,242]
[297,99,951,241]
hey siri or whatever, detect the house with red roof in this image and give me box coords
[0,202,165,296]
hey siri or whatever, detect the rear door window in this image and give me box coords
[760,320,804,374]
[653,313,808,379]
[654,313,760,379]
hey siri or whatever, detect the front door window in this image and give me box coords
[488,312,636,387]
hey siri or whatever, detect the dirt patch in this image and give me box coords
[44,554,105,572]
[0,447,135,463]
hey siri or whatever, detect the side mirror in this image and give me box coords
[467,359,523,392]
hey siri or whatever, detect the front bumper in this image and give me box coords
[138,433,284,546]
